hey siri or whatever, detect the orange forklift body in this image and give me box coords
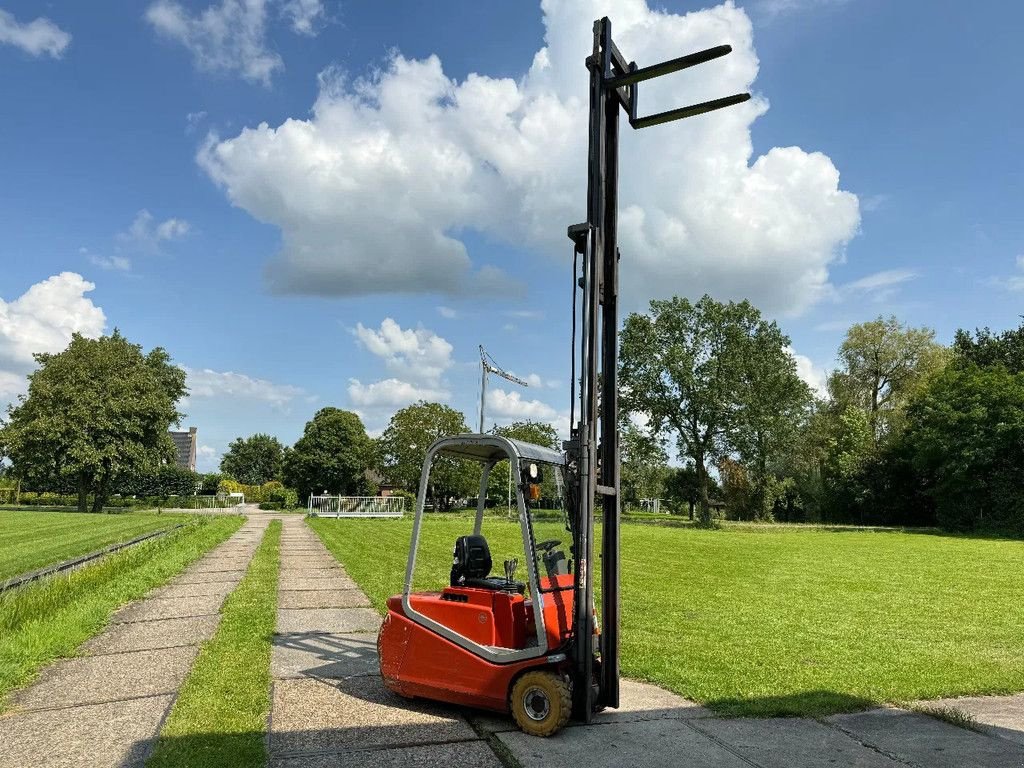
[379,575,575,711]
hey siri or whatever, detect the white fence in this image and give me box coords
[308,495,405,518]
[174,494,243,510]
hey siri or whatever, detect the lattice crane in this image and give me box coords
[478,345,529,433]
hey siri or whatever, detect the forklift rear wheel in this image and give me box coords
[510,671,572,737]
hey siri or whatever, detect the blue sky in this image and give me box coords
[1,0,1021,472]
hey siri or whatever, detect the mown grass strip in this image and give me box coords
[147,520,281,768]
[0,515,244,709]
[0,510,180,581]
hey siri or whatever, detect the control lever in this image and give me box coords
[503,558,519,583]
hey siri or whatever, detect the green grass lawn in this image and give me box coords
[0,509,181,581]
[148,520,281,768]
[0,515,243,709]
[310,515,1024,717]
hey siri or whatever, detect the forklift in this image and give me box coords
[377,17,750,736]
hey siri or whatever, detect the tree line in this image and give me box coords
[216,404,558,512]
[618,297,1024,536]
[2,303,1022,534]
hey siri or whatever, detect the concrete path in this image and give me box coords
[267,517,501,767]
[0,508,277,768]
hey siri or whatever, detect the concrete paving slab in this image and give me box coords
[278,589,371,609]
[269,741,502,768]
[497,717,751,768]
[280,560,342,569]
[692,716,902,767]
[83,615,220,655]
[186,559,252,572]
[279,575,358,591]
[915,694,1024,746]
[280,561,346,571]
[111,593,225,623]
[172,569,246,584]
[14,646,199,711]
[828,707,1024,768]
[151,581,238,599]
[270,677,477,756]
[272,633,380,679]
[0,694,173,768]
[470,678,711,735]
[277,607,381,634]
[585,679,713,724]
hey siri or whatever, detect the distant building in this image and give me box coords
[365,468,396,497]
[169,427,197,471]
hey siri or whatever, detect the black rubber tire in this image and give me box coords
[510,670,572,737]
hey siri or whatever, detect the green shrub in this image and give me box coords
[389,489,416,512]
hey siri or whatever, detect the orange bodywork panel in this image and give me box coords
[409,588,530,648]
[378,582,575,713]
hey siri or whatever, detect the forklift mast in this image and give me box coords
[565,17,750,720]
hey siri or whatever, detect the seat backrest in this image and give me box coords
[451,534,492,586]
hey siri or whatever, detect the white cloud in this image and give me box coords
[0,9,71,58]
[186,110,208,133]
[486,388,558,422]
[347,377,449,408]
[841,268,917,303]
[756,0,851,18]
[119,209,190,253]
[0,273,106,403]
[860,193,890,213]
[436,306,458,319]
[0,370,25,400]
[787,347,827,397]
[993,255,1024,292]
[814,319,850,332]
[184,367,306,408]
[844,269,917,292]
[281,0,324,35]
[200,0,858,312]
[505,309,544,320]
[197,444,217,457]
[349,319,455,414]
[508,372,558,389]
[353,318,453,385]
[146,0,283,86]
[88,254,132,272]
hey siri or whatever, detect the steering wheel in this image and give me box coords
[536,539,561,553]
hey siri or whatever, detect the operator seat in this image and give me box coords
[450,534,525,594]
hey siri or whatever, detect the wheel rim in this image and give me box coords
[522,686,551,722]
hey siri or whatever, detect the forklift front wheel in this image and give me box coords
[510,670,572,737]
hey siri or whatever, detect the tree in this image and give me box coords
[492,420,559,450]
[283,408,372,501]
[827,316,947,441]
[819,405,875,523]
[901,364,1024,534]
[664,464,701,518]
[620,295,805,525]
[220,433,285,485]
[487,421,560,506]
[378,401,475,511]
[0,332,186,512]
[619,420,670,509]
[730,319,813,514]
[953,319,1024,373]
